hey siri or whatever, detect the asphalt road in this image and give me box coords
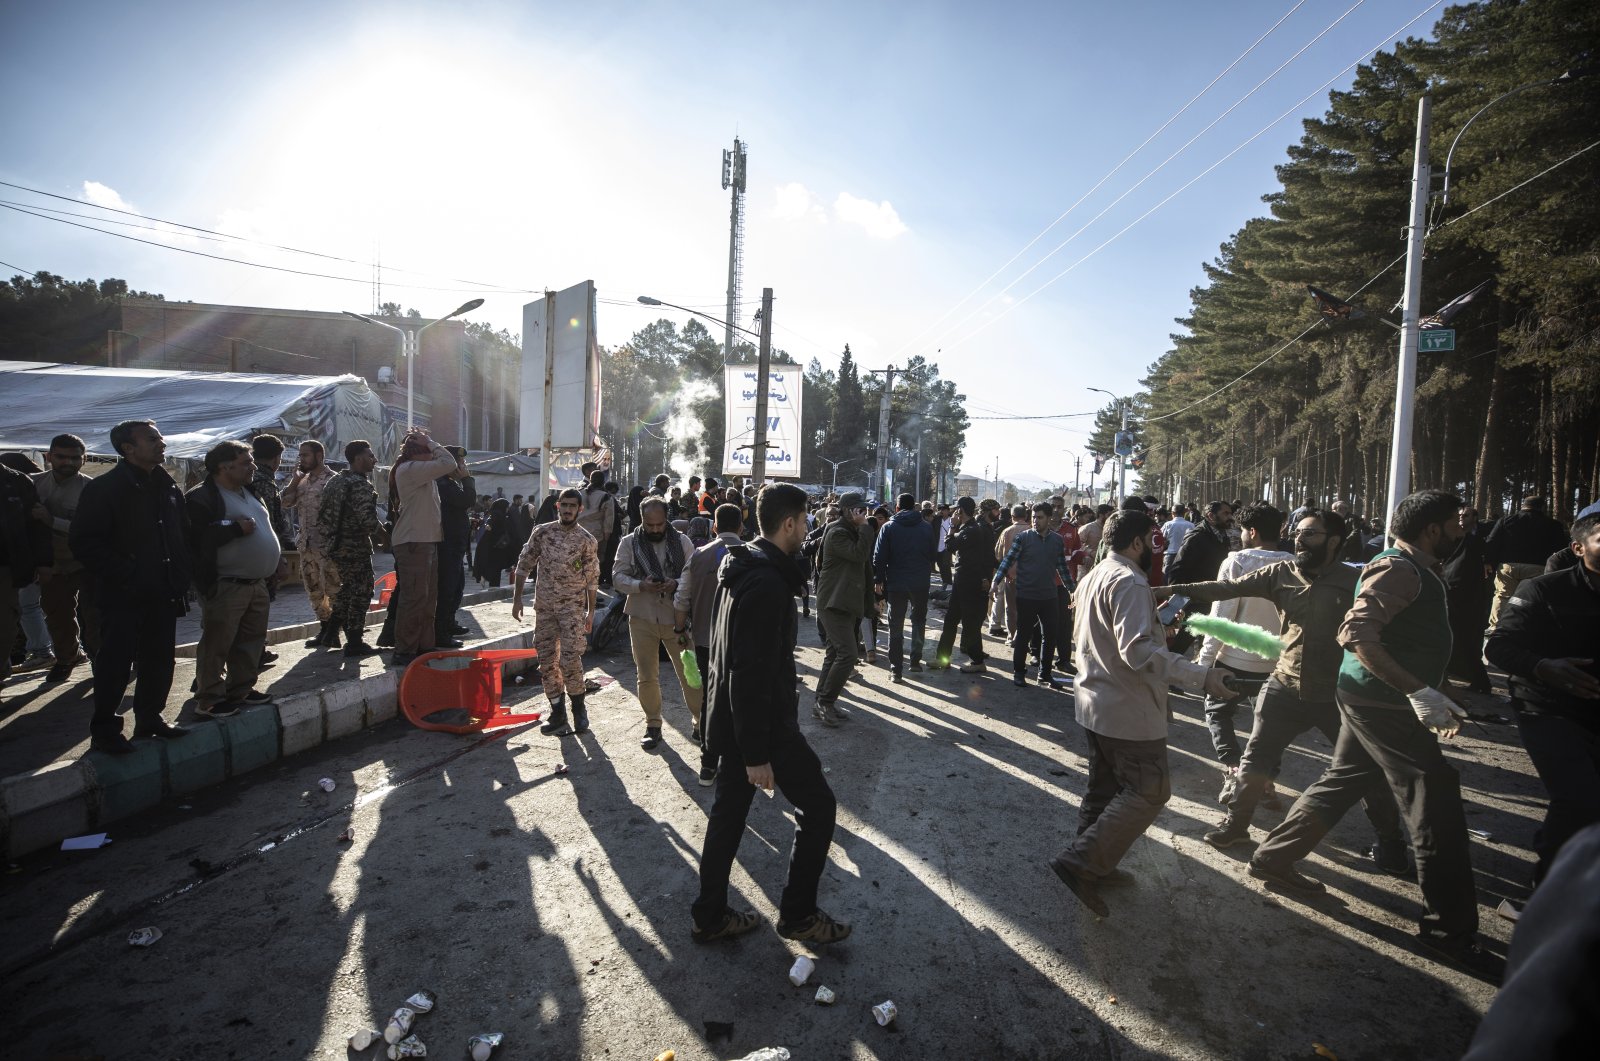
[1,608,1532,1060]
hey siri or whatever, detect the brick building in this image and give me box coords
[100,298,519,451]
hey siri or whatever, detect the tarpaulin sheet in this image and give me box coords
[0,361,386,459]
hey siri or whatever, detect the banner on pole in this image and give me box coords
[721,364,803,479]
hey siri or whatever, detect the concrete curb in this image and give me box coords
[0,625,540,860]
[174,586,513,658]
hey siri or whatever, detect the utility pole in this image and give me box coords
[868,365,898,502]
[749,287,775,484]
[721,138,748,365]
[1385,93,1430,538]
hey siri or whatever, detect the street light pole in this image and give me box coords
[345,298,483,432]
[1384,93,1431,535]
[819,456,854,496]
[1087,387,1127,505]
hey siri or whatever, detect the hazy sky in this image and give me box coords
[0,0,1445,486]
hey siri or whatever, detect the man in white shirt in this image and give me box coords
[1049,509,1236,917]
[1194,502,1293,804]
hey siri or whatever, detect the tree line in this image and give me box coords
[1117,0,1597,518]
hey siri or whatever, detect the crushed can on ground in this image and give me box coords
[405,989,437,1013]
[731,1050,790,1061]
[814,985,836,1005]
[318,777,336,792]
[386,1033,427,1058]
[385,1008,416,1044]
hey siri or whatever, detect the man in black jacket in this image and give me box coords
[933,496,994,673]
[1,461,53,699]
[1485,497,1571,629]
[1484,512,1600,885]
[1166,500,1234,586]
[70,420,193,754]
[434,447,475,646]
[691,483,852,947]
[873,493,937,683]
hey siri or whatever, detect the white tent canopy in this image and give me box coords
[0,361,388,460]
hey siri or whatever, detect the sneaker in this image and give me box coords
[698,763,718,787]
[1048,856,1110,917]
[959,661,988,674]
[1013,672,1027,688]
[641,727,663,749]
[1204,820,1253,849]
[134,722,189,740]
[15,653,53,673]
[1261,781,1284,811]
[812,702,841,728]
[892,669,905,685]
[989,625,1007,637]
[691,724,702,743]
[908,659,924,672]
[777,908,852,944]
[691,908,763,944]
[258,649,279,669]
[433,638,465,649]
[1039,674,1070,690]
[1218,767,1240,806]
[194,701,240,718]
[830,702,852,720]
[1248,859,1326,895]
[1369,836,1412,876]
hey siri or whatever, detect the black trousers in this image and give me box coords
[435,543,467,638]
[935,578,988,665]
[886,586,929,670]
[1516,706,1600,884]
[695,644,719,773]
[1447,590,1491,690]
[936,550,953,586]
[90,606,178,736]
[693,731,837,926]
[1254,697,1477,939]
[1228,682,1402,840]
[1013,595,1057,676]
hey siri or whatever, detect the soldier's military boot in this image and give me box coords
[541,696,573,736]
[570,693,590,735]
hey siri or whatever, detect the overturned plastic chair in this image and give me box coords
[369,571,398,611]
[398,648,543,734]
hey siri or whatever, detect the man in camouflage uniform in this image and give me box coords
[513,487,598,736]
[317,440,386,657]
[250,434,291,666]
[281,440,340,647]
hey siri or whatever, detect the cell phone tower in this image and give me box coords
[720,138,748,365]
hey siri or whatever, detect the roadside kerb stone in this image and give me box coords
[3,625,541,859]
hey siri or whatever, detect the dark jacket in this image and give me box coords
[704,538,805,765]
[70,459,191,613]
[1,464,52,586]
[438,475,476,555]
[947,518,995,585]
[184,476,269,596]
[873,509,937,592]
[1167,522,1230,586]
[816,518,870,615]
[1484,564,1600,726]
[1485,510,1570,568]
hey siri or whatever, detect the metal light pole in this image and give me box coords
[1384,94,1431,535]
[345,298,483,431]
[1087,387,1127,504]
[1062,448,1082,505]
[819,456,854,496]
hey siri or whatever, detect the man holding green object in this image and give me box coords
[614,495,701,751]
[1161,508,1406,868]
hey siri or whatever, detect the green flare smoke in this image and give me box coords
[1184,613,1284,661]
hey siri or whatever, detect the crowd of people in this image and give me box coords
[5,428,1598,1005]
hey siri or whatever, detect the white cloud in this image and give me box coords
[82,180,135,212]
[833,192,907,239]
[773,181,827,223]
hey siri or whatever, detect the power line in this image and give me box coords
[0,201,533,294]
[941,0,1444,355]
[1433,139,1600,232]
[889,0,1316,361]
[0,178,530,292]
[0,257,37,275]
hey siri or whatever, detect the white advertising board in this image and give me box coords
[721,363,803,479]
[520,282,602,451]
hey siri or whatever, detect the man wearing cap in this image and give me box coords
[813,491,871,726]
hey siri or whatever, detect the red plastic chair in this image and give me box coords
[398,648,543,734]
[369,571,398,611]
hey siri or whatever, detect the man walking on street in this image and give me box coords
[512,488,598,737]
[30,433,99,682]
[1248,491,1491,972]
[989,504,1029,639]
[317,441,387,658]
[1049,510,1236,916]
[1484,497,1570,630]
[577,467,617,587]
[691,484,852,946]
[934,496,994,673]
[614,495,701,750]
[70,420,193,753]
[187,441,280,716]
[813,491,872,726]
[873,492,937,684]
[993,501,1076,689]
[674,503,744,786]
[282,440,341,648]
[387,429,458,667]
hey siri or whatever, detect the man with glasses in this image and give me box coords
[1160,509,1407,870]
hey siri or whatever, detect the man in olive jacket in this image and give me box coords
[813,491,871,726]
